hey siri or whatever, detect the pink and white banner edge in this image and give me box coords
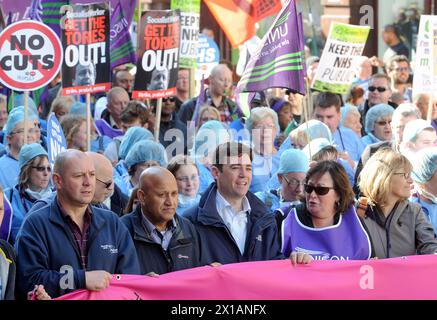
[57,255,437,300]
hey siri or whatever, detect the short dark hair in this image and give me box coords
[388,55,410,71]
[212,142,253,172]
[315,92,341,112]
[120,101,150,126]
[305,160,355,214]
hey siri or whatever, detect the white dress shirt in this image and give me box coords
[215,191,251,254]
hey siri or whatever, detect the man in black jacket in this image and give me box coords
[87,152,128,216]
[121,167,201,275]
[184,142,283,265]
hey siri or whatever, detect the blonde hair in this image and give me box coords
[358,148,412,207]
[50,96,75,116]
[197,106,221,129]
[60,114,87,151]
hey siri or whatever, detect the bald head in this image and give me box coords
[140,166,176,191]
[86,152,114,204]
[53,149,96,207]
[54,149,92,175]
[137,167,178,229]
[209,64,233,98]
[86,152,112,177]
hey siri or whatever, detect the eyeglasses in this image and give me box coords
[253,124,276,130]
[176,175,199,183]
[376,120,392,126]
[162,97,176,103]
[304,184,334,196]
[393,172,411,180]
[368,86,388,93]
[10,127,40,135]
[32,166,51,172]
[394,67,409,72]
[96,177,113,189]
[283,176,304,188]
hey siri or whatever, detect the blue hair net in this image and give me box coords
[364,103,394,134]
[412,147,437,184]
[278,149,309,174]
[125,140,167,169]
[4,106,38,136]
[69,102,87,117]
[18,143,48,170]
[298,120,333,143]
[402,119,434,143]
[192,120,230,160]
[13,94,37,113]
[340,104,359,126]
[303,138,332,160]
[119,127,154,160]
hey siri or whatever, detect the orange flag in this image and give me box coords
[204,0,282,47]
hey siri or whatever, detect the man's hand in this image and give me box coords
[28,285,52,300]
[209,262,222,267]
[369,56,384,68]
[85,270,112,291]
[146,272,160,278]
[289,251,313,266]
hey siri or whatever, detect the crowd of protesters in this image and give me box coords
[1,22,437,300]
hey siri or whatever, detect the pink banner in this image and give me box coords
[57,255,437,300]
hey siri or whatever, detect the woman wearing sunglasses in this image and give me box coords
[4,143,53,244]
[361,103,394,146]
[282,160,372,261]
[358,148,437,258]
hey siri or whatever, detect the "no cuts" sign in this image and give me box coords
[0,20,62,91]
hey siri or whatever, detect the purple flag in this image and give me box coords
[28,0,43,21]
[110,1,136,69]
[237,0,306,95]
[41,0,69,37]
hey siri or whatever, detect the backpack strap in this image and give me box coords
[356,197,369,218]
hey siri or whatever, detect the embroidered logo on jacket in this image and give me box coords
[101,244,118,254]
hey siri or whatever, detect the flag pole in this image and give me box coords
[86,92,91,151]
[189,68,196,99]
[303,78,312,159]
[24,91,29,145]
[154,98,162,142]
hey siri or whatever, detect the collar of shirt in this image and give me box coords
[141,208,177,240]
[205,89,226,109]
[216,190,251,220]
[58,199,93,224]
[109,115,118,129]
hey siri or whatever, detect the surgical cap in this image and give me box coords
[125,140,167,169]
[340,104,359,126]
[298,120,333,143]
[303,138,332,160]
[411,147,437,184]
[193,120,230,160]
[364,103,394,134]
[13,94,37,113]
[119,127,154,160]
[402,119,434,143]
[277,149,309,174]
[4,106,38,136]
[18,143,48,170]
[69,102,87,117]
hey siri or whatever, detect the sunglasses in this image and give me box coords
[368,86,388,93]
[162,97,176,103]
[96,178,113,189]
[376,120,391,126]
[304,184,334,196]
[32,166,51,172]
